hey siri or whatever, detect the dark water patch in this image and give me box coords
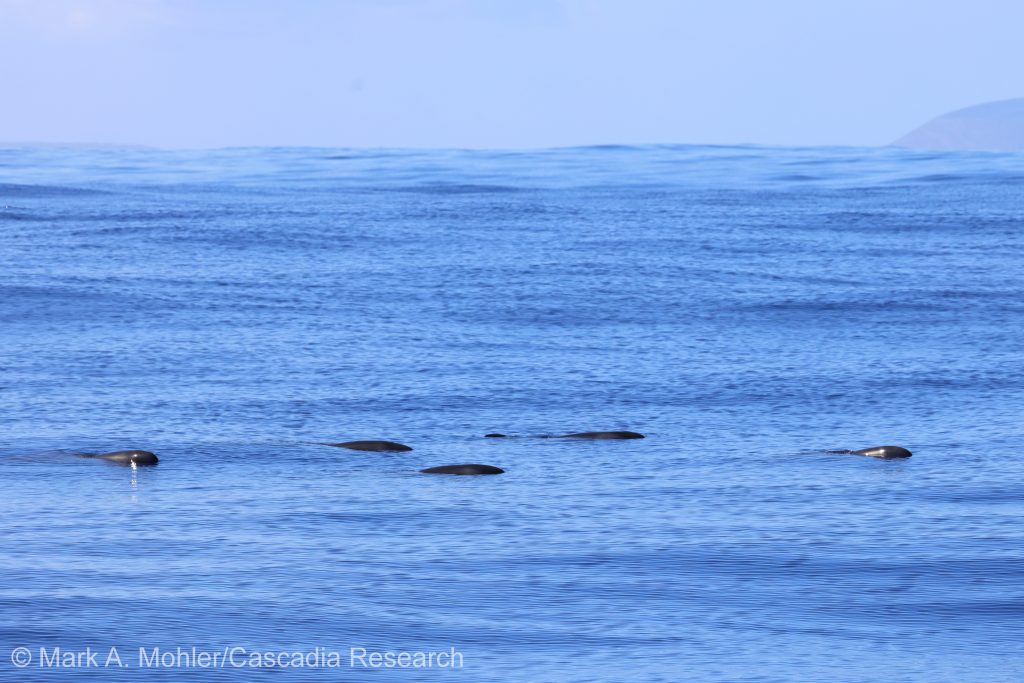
[772,173,821,181]
[0,182,110,197]
[563,144,644,152]
[0,283,169,324]
[738,297,947,314]
[917,173,972,182]
[0,210,41,221]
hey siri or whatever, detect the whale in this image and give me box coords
[82,450,159,466]
[484,431,645,440]
[829,446,912,459]
[325,440,413,452]
[421,464,504,475]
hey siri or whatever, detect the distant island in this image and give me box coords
[893,98,1024,152]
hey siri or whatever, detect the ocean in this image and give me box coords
[1,143,1022,682]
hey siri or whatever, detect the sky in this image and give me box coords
[1,0,1023,149]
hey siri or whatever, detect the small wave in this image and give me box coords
[772,173,820,181]
[0,182,108,197]
[917,173,971,182]
[389,183,527,194]
[890,172,1024,186]
[744,298,943,313]
[0,211,41,221]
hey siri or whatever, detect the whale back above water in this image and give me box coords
[327,440,413,452]
[893,98,1024,152]
[83,450,160,466]
[421,464,504,475]
[827,445,912,459]
[850,445,912,459]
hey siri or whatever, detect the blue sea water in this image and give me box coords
[1,143,1023,682]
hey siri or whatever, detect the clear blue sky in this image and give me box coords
[2,0,1022,149]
